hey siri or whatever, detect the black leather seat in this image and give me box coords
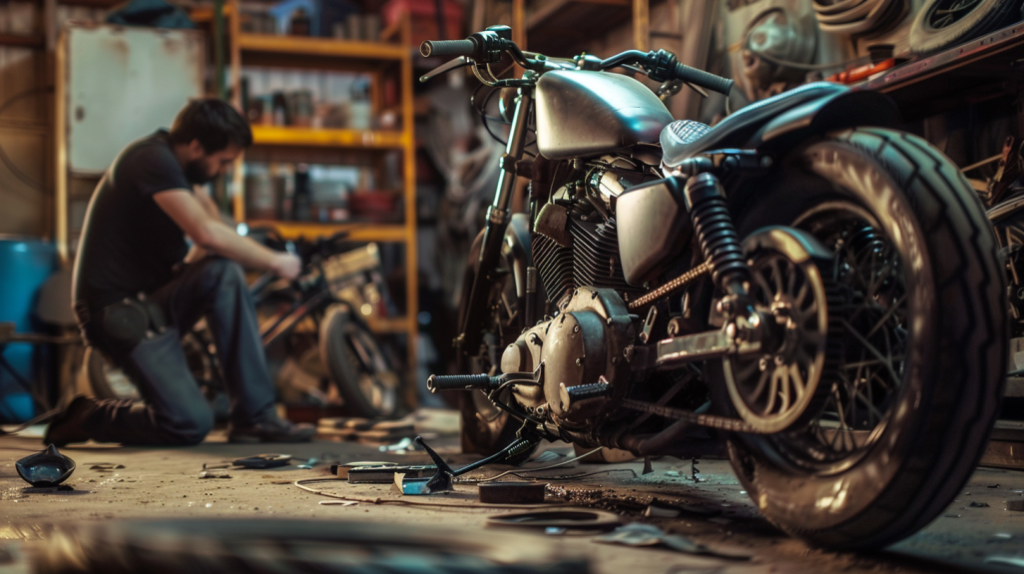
[661,82,850,167]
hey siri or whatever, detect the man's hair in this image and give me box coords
[169,98,253,152]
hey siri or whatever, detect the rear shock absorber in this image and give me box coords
[683,173,750,297]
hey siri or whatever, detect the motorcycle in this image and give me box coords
[420,26,1008,550]
[84,232,400,419]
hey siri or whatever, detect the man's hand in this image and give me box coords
[271,252,302,281]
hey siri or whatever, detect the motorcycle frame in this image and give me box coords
[456,80,537,355]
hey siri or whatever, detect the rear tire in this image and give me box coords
[723,128,1007,549]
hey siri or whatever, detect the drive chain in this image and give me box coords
[628,260,713,310]
[620,398,763,434]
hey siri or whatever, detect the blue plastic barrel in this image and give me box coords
[0,236,56,422]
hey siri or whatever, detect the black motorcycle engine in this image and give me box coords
[532,157,649,308]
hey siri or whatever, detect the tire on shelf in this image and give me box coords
[909,0,1021,56]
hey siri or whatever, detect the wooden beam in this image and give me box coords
[55,31,68,265]
[400,11,418,409]
[230,0,245,224]
[513,0,526,51]
[633,0,649,52]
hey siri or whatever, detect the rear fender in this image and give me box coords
[750,90,901,150]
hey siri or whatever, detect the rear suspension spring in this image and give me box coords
[684,173,750,295]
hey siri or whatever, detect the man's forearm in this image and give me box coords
[199,220,283,271]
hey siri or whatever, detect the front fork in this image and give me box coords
[456,85,535,355]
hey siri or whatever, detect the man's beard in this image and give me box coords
[184,159,216,185]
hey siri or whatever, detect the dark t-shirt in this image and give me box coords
[72,130,192,315]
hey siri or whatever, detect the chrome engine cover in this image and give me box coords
[503,287,635,427]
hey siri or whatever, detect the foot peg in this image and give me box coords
[426,373,499,393]
[426,370,538,393]
[559,377,612,410]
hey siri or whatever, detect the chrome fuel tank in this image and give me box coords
[535,71,674,160]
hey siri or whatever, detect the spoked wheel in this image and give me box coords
[319,305,400,419]
[723,227,843,435]
[779,202,907,471]
[720,128,1007,549]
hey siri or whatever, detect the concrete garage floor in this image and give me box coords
[1,424,1023,574]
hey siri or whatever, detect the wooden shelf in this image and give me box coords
[366,316,414,334]
[856,21,1024,121]
[251,126,407,149]
[58,0,122,7]
[0,33,44,49]
[228,4,419,405]
[238,33,406,62]
[247,221,409,243]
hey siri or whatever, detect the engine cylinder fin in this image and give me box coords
[532,234,574,305]
[569,206,643,295]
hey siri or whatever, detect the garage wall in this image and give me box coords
[0,1,47,237]
[0,3,105,239]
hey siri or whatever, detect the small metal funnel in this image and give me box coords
[16,444,76,487]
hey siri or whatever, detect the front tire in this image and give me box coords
[455,231,535,465]
[319,304,400,419]
[725,128,1007,549]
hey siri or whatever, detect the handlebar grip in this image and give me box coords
[420,38,478,58]
[674,63,734,96]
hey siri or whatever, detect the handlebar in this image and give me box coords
[419,31,733,96]
[420,38,478,58]
[673,63,734,97]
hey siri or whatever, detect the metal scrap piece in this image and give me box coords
[594,523,750,560]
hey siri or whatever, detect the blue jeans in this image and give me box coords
[81,257,275,445]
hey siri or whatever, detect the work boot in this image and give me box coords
[43,395,98,447]
[227,417,316,443]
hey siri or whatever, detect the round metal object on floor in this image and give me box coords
[486,509,622,531]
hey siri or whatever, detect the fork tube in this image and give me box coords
[457,87,533,353]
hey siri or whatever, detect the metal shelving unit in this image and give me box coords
[222,3,419,404]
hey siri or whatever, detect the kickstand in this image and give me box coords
[413,435,534,494]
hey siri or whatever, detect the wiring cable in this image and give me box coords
[465,447,603,482]
[293,447,639,508]
[474,85,537,158]
[746,46,868,71]
[0,406,62,436]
